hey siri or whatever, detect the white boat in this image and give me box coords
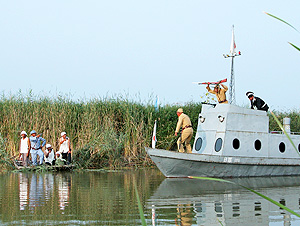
[146,176,300,225]
[146,104,300,177]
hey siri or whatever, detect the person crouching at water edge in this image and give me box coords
[175,108,193,153]
[59,132,71,164]
[45,144,55,166]
[29,130,46,166]
[19,131,31,167]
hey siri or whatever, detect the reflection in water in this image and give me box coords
[1,170,166,225]
[19,173,28,210]
[18,173,71,212]
[29,174,45,209]
[57,174,70,211]
[147,177,300,225]
[3,170,300,225]
[44,173,54,201]
[175,204,193,226]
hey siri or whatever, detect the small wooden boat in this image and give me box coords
[13,159,75,171]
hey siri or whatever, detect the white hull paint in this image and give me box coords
[147,104,300,178]
[146,148,300,177]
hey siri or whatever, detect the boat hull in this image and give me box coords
[146,148,300,178]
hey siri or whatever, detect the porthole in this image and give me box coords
[233,138,240,150]
[195,137,203,151]
[298,143,300,152]
[215,138,223,152]
[279,142,285,153]
[254,140,261,151]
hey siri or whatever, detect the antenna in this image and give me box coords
[223,25,241,105]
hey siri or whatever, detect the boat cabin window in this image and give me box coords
[195,137,203,151]
[232,138,240,150]
[215,138,222,152]
[254,140,262,151]
[279,142,285,153]
[298,144,300,152]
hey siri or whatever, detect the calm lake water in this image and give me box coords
[1,169,300,225]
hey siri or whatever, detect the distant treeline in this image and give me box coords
[0,93,299,169]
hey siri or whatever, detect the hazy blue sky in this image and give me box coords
[0,1,299,110]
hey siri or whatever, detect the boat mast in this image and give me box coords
[223,25,241,105]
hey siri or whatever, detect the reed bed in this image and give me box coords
[0,92,201,169]
[0,92,299,169]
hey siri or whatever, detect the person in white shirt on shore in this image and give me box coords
[19,131,31,166]
[44,144,55,166]
[58,132,71,164]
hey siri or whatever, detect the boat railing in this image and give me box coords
[270,131,300,135]
[201,102,216,107]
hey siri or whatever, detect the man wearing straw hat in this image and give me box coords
[19,131,31,166]
[206,83,228,104]
[44,144,56,166]
[175,108,193,153]
[29,130,46,166]
[58,132,71,164]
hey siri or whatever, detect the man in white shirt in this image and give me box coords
[44,144,55,166]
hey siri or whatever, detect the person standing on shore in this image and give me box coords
[19,131,31,166]
[29,130,46,166]
[206,84,228,104]
[174,108,193,153]
[58,132,71,164]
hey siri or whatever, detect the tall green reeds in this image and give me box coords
[0,92,201,169]
[264,12,300,51]
[1,91,300,169]
[0,133,13,170]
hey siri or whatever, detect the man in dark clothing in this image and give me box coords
[246,91,269,112]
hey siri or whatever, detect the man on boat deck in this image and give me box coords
[175,108,193,153]
[206,84,228,104]
[246,91,269,112]
[29,130,46,166]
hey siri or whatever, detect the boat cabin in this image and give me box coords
[193,104,300,159]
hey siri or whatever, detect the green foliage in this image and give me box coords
[268,110,300,132]
[270,111,300,156]
[2,91,300,169]
[0,92,202,169]
[0,133,13,170]
[265,11,300,52]
[134,179,147,226]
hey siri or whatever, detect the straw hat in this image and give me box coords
[177,108,183,113]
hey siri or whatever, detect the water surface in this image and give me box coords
[1,169,300,225]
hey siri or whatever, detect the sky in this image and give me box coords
[0,1,299,110]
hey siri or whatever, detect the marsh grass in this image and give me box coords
[0,133,14,171]
[268,110,300,133]
[133,179,147,226]
[0,92,201,169]
[264,12,300,51]
[1,91,300,169]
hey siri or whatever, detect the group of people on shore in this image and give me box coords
[175,82,269,153]
[19,130,71,167]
